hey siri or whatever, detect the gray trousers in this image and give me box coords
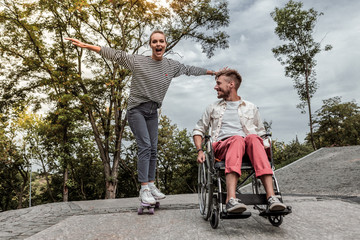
[127,102,158,183]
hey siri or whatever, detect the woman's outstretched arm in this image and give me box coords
[65,38,101,53]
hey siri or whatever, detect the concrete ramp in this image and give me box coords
[276,146,360,197]
[0,146,359,240]
[240,145,360,197]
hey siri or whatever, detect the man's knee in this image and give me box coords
[245,134,263,145]
[229,135,245,145]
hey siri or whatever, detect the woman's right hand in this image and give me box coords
[65,38,101,52]
[65,38,87,48]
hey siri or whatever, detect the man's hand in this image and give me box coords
[197,150,205,164]
[193,135,205,163]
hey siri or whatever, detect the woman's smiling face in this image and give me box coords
[150,32,167,61]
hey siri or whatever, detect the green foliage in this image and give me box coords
[309,97,360,147]
[156,115,198,194]
[0,108,31,211]
[272,139,313,168]
[116,127,139,198]
[0,106,105,210]
[34,109,105,202]
[165,0,229,58]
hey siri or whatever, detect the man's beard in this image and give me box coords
[217,89,230,99]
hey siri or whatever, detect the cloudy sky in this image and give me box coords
[159,0,360,144]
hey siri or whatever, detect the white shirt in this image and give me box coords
[217,101,246,141]
[192,99,266,143]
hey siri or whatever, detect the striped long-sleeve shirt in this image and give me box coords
[99,47,208,110]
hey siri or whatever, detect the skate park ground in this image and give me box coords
[1,145,359,240]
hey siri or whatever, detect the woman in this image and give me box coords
[65,30,216,204]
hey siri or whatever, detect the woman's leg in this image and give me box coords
[146,104,158,182]
[127,103,156,183]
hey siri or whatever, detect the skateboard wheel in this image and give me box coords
[138,208,144,215]
[149,208,155,214]
[155,202,160,208]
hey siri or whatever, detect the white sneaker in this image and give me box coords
[139,188,156,205]
[150,186,166,200]
[226,197,247,213]
[267,196,286,211]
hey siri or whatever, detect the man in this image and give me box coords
[193,68,286,213]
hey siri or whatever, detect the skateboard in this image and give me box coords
[137,201,160,215]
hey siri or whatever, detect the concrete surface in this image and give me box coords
[1,146,360,240]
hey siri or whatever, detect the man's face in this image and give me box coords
[150,33,167,60]
[214,76,232,99]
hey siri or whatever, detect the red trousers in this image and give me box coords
[212,135,273,177]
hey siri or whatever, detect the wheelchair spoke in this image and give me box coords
[197,153,214,221]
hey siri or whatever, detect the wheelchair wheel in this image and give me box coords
[210,209,219,229]
[198,153,213,220]
[268,215,283,227]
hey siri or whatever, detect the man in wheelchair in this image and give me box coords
[193,68,286,214]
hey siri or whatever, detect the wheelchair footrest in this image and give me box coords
[259,206,292,217]
[233,193,268,205]
[221,211,252,219]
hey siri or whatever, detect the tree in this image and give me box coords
[156,115,198,194]
[270,0,332,150]
[0,0,229,199]
[0,107,31,211]
[310,97,360,147]
[7,107,106,206]
[272,139,313,168]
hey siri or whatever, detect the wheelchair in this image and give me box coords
[197,134,292,229]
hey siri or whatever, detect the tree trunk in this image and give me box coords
[17,168,28,209]
[63,168,68,202]
[39,155,56,202]
[105,180,117,199]
[305,65,317,150]
[17,188,24,209]
[80,179,86,200]
[45,171,56,202]
[307,99,316,150]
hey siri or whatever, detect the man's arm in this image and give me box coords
[193,103,214,163]
[193,135,205,163]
